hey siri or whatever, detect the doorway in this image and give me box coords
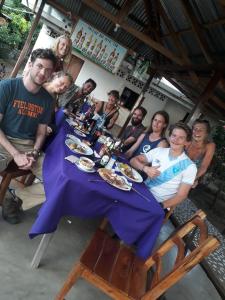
[66,55,84,81]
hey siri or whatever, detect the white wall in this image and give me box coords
[31,25,190,128]
[163,100,189,124]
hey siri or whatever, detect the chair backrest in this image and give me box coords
[143,209,220,300]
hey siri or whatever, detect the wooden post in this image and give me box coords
[186,70,224,126]
[118,68,156,138]
[0,0,5,12]
[10,0,46,78]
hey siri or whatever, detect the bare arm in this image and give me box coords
[130,153,161,178]
[34,124,47,151]
[157,139,169,148]
[94,101,103,114]
[130,154,148,171]
[106,111,119,129]
[197,143,215,179]
[123,136,136,146]
[125,133,145,158]
[161,183,192,209]
[0,113,31,168]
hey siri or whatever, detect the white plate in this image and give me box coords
[66,134,81,144]
[74,128,86,137]
[75,161,95,173]
[65,139,93,156]
[116,162,143,183]
[78,156,95,170]
[98,168,131,191]
[65,118,79,127]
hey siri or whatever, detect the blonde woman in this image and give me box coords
[186,119,215,187]
[52,35,72,72]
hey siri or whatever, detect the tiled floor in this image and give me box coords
[0,203,222,300]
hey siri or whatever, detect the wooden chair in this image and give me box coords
[163,205,176,223]
[55,210,220,300]
[0,161,35,205]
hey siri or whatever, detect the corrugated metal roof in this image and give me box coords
[41,0,225,116]
[161,0,191,31]
[54,0,82,15]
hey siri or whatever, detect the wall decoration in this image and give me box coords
[71,19,127,73]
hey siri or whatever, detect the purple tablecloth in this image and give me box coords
[29,121,164,259]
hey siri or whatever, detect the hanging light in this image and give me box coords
[114,23,120,32]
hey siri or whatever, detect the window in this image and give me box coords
[120,87,139,110]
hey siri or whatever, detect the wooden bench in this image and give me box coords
[0,161,35,205]
[55,210,220,300]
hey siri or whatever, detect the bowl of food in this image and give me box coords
[78,157,95,171]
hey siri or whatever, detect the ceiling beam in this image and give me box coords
[47,0,77,21]
[205,103,225,118]
[151,61,225,72]
[163,75,196,101]
[210,95,225,110]
[186,70,224,123]
[180,0,213,64]
[116,0,135,24]
[82,0,184,65]
[196,70,223,104]
[161,17,225,38]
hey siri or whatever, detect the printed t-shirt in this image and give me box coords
[133,133,166,157]
[0,77,54,140]
[144,148,197,203]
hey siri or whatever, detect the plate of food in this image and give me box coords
[66,134,81,144]
[65,118,79,127]
[98,168,131,191]
[76,157,95,173]
[65,139,93,156]
[74,124,89,134]
[116,162,143,183]
[74,128,87,137]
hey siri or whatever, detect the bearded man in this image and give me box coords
[121,106,147,152]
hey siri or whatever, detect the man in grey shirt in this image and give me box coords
[121,107,147,152]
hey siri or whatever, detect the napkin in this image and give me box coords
[65,155,79,164]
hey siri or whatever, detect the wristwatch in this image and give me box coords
[27,149,41,159]
[32,149,41,158]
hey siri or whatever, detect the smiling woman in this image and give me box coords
[51,35,72,72]
[186,119,215,187]
[43,71,73,135]
[43,71,73,99]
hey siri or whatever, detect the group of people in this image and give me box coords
[120,106,215,209]
[0,34,215,225]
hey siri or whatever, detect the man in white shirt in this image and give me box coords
[130,122,197,209]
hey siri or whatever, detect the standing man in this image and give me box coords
[121,107,147,152]
[130,123,197,209]
[59,78,97,114]
[0,48,57,224]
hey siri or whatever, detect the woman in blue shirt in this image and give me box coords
[125,110,169,159]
